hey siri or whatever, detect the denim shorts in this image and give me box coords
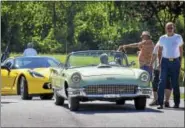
[140,65,152,81]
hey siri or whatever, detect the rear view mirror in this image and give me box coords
[58,63,64,68]
[129,61,136,66]
[1,65,10,72]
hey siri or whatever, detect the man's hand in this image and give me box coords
[157,64,161,71]
[137,51,141,55]
[179,57,182,68]
[149,63,153,71]
[117,45,127,52]
[117,45,123,51]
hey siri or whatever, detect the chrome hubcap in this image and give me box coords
[68,99,71,108]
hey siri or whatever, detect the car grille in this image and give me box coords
[84,85,138,95]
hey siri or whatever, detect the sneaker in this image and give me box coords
[173,105,179,108]
[149,100,158,106]
[164,101,170,108]
[157,105,163,109]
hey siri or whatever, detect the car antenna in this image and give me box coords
[1,27,12,63]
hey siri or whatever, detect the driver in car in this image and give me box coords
[99,53,109,65]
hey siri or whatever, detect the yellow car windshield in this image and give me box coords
[15,57,60,69]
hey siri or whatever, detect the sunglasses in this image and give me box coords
[167,27,174,30]
[141,35,149,38]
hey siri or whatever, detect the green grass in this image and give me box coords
[9,53,184,67]
[180,93,184,99]
[9,53,184,86]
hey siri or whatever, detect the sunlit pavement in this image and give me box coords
[1,96,184,127]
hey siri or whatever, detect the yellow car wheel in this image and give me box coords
[20,76,32,100]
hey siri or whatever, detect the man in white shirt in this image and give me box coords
[149,42,172,107]
[23,42,37,56]
[150,22,184,109]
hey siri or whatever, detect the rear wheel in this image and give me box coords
[20,76,32,100]
[40,94,54,100]
[68,97,79,111]
[134,97,146,110]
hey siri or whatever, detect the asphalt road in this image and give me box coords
[1,96,184,127]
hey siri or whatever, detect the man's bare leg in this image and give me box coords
[149,91,158,106]
[164,89,172,107]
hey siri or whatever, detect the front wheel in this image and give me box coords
[54,92,64,105]
[68,97,79,111]
[134,97,146,110]
[20,76,32,100]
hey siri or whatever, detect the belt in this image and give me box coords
[163,57,179,61]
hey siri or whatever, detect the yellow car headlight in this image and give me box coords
[71,72,81,83]
[28,70,44,78]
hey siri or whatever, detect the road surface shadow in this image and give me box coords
[1,101,17,104]
[163,107,185,111]
[32,99,54,101]
[1,101,17,107]
[62,103,163,114]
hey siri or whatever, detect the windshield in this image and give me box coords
[66,50,128,68]
[15,57,60,69]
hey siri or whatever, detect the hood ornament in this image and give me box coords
[106,77,116,80]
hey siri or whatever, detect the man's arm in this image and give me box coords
[117,40,146,52]
[149,54,157,67]
[149,42,160,66]
[117,43,140,52]
[158,46,163,66]
[179,45,183,65]
[124,43,140,48]
[178,35,184,64]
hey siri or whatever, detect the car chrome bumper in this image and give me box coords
[67,87,152,98]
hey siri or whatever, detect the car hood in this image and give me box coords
[66,66,149,87]
[73,66,136,77]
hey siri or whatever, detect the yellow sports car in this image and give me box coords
[1,56,63,100]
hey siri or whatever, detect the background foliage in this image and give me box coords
[1,1,185,86]
[1,1,185,53]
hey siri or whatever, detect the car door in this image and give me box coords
[1,59,14,93]
[1,58,18,93]
[1,67,9,91]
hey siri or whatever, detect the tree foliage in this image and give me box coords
[1,1,185,53]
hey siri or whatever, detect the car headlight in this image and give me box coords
[140,73,149,82]
[71,72,81,83]
[28,70,44,78]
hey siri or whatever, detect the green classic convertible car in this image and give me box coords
[50,50,152,111]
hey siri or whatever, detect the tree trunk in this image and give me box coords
[67,2,75,50]
[52,2,57,29]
